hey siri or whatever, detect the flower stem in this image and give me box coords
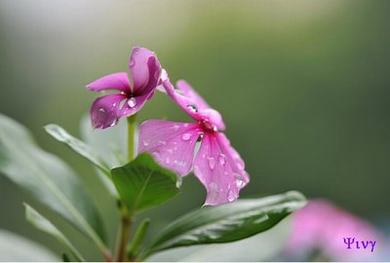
[127,114,137,162]
[127,218,150,261]
[115,202,132,262]
[115,115,138,261]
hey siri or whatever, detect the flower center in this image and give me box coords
[199,119,218,133]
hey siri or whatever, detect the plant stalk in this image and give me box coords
[127,114,137,162]
[115,115,137,261]
[127,218,150,261]
[116,208,132,262]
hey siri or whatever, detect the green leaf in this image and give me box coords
[44,124,110,175]
[111,153,180,214]
[0,114,108,254]
[0,229,58,261]
[25,204,85,262]
[148,217,291,261]
[143,191,306,257]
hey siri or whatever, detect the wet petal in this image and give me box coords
[129,47,161,96]
[90,94,126,129]
[176,80,210,110]
[86,72,130,93]
[117,94,148,118]
[162,79,226,130]
[139,120,201,176]
[194,133,249,206]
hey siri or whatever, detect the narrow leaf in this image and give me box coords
[144,191,306,257]
[44,124,110,175]
[25,204,85,262]
[0,114,107,254]
[111,153,180,214]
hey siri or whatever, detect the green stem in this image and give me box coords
[127,115,137,162]
[127,218,150,261]
[115,115,138,261]
[115,202,132,262]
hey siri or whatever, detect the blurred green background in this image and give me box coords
[1,0,389,260]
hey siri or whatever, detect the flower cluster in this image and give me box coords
[87,47,249,205]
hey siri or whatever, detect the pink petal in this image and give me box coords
[117,94,148,118]
[193,132,249,206]
[176,80,210,110]
[86,72,130,93]
[129,47,161,96]
[162,79,226,131]
[90,94,126,129]
[139,120,202,176]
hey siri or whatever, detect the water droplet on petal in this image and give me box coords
[127,97,137,108]
[227,190,236,202]
[207,157,216,170]
[129,58,135,67]
[236,179,245,188]
[182,133,191,141]
[235,174,245,188]
[98,108,106,112]
[143,140,149,147]
[218,154,226,166]
[187,104,198,113]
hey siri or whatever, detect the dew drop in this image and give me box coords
[227,190,236,202]
[236,179,245,188]
[187,104,198,113]
[235,174,245,188]
[98,108,106,112]
[129,58,135,67]
[218,154,226,166]
[182,133,191,141]
[127,97,137,108]
[142,140,149,147]
[207,157,216,170]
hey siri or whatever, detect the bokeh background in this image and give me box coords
[1,0,389,261]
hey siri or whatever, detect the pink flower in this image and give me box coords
[138,77,250,206]
[86,47,161,129]
[285,200,385,261]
